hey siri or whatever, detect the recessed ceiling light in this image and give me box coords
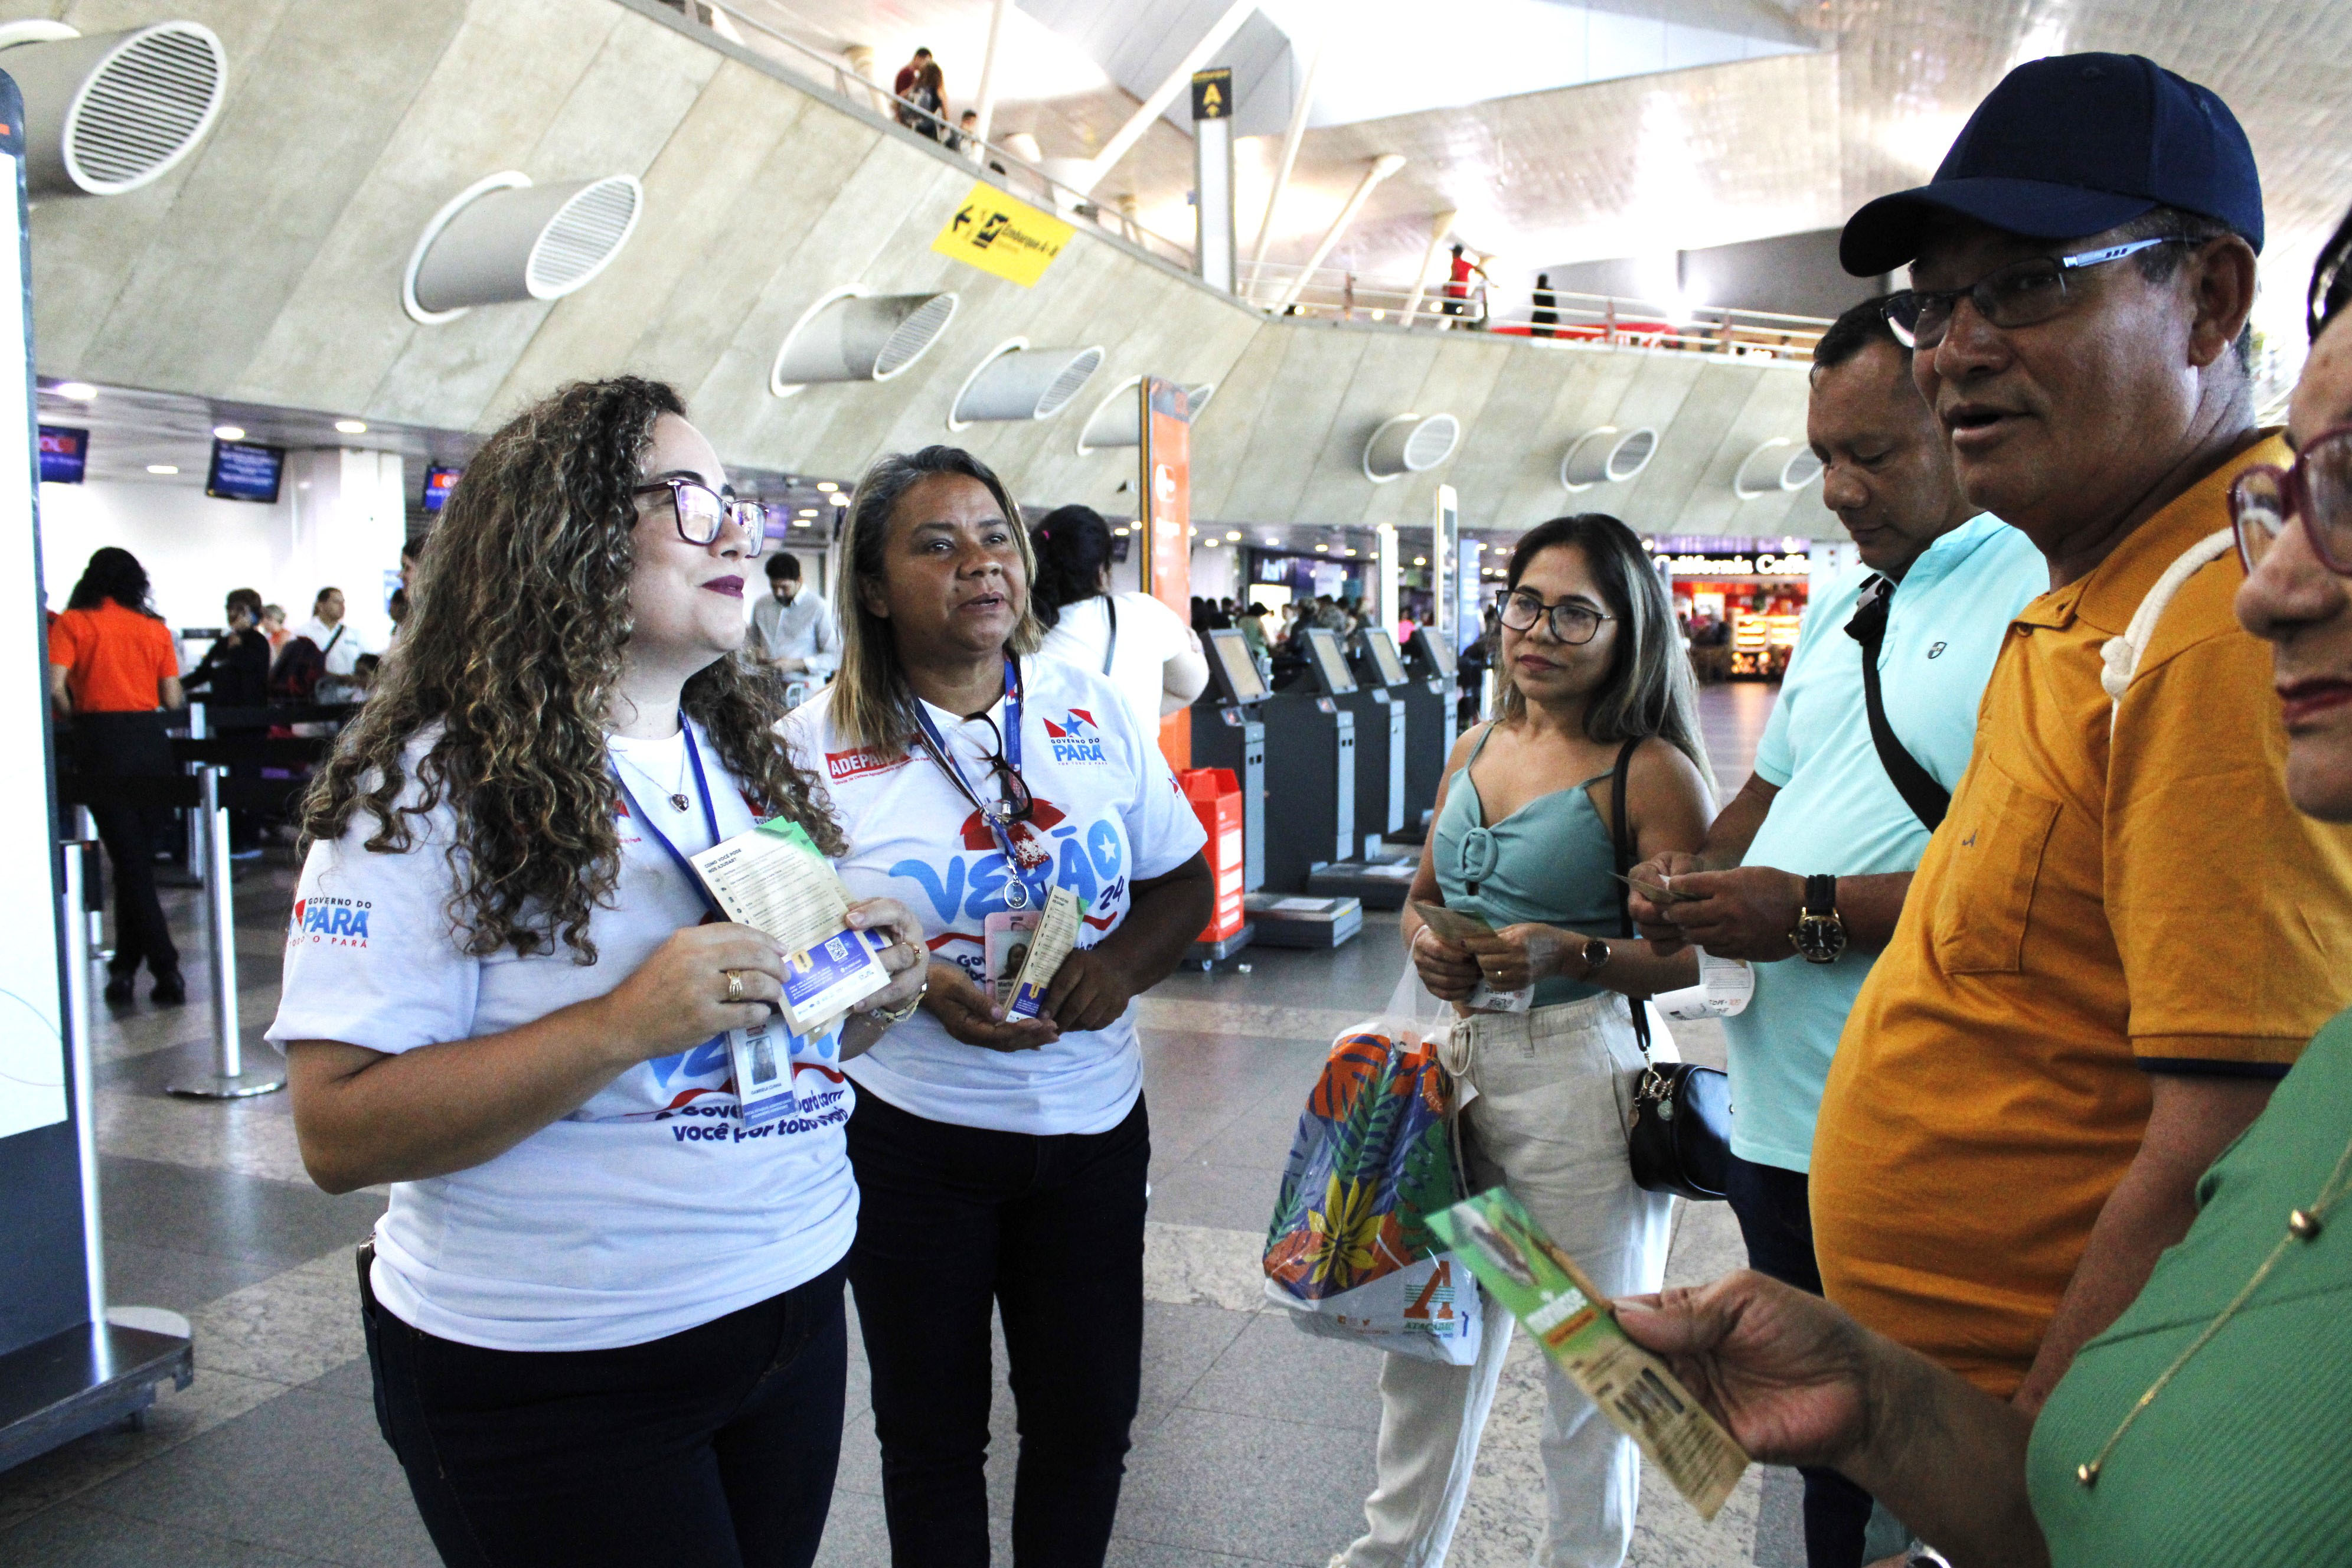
[212,424,245,442]
[815,481,839,492]
[146,464,178,475]
[1343,548,1357,556]
[1113,526,1131,536]
[1315,544,1328,553]
[1203,537,1220,547]
[828,492,848,505]
[1413,556,1427,566]
[53,381,96,400]
[1224,531,1240,541]
[1263,534,1278,545]
[797,509,818,518]
[334,418,367,435]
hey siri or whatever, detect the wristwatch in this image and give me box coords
[1579,936,1612,975]
[1789,875,1847,964]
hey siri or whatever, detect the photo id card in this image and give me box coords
[984,909,1041,1004]
[728,1015,796,1126]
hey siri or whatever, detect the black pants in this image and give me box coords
[1726,1154,1876,1568]
[73,713,180,982]
[362,1253,848,1568]
[845,1090,1150,1568]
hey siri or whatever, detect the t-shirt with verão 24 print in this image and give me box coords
[265,721,857,1353]
[786,656,1205,1138]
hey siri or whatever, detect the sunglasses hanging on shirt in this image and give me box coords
[906,656,1045,910]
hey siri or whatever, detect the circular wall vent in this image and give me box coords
[2,21,227,198]
[949,340,1105,430]
[1074,380,1216,455]
[772,287,959,397]
[404,172,644,324]
[1560,426,1659,492]
[1733,438,1821,499]
[1363,413,1459,483]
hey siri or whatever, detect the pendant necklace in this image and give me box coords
[618,729,694,813]
[2075,1120,2352,1488]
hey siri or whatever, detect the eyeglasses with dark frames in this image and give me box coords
[632,476,770,559]
[1497,587,1614,646]
[1881,237,2186,351]
[2231,428,2352,576]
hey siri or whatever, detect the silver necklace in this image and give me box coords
[616,733,692,812]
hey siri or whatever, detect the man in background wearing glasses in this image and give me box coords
[1626,296,2043,1566]
[1809,49,2352,1461]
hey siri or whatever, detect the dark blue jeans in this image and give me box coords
[362,1250,847,1568]
[845,1090,1150,1568]
[1724,1154,1876,1568]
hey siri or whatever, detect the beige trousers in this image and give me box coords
[1337,994,1675,1568]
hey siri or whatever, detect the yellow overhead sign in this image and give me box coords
[932,181,1074,288]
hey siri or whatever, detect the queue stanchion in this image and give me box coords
[61,838,107,1323]
[169,701,208,887]
[75,805,112,962]
[165,763,282,1100]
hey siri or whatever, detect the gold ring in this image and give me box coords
[724,969,746,1004]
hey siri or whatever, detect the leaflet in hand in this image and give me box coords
[1409,901,1531,1013]
[1655,949,1755,1022]
[1005,886,1083,1021]
[690,818,890,1032]
[1428,1187,1749,1521]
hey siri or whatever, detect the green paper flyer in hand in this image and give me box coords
[1427,1187,1749,1520]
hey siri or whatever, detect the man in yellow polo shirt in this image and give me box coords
[1811,51,2352,1432]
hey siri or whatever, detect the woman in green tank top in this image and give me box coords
[1333,514,1715,1568]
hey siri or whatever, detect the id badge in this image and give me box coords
[984,909,1041,1004]
[728,1015,797,1126]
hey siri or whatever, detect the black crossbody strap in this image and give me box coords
[1844,577,1949,832]
[1608,738,1652,1059]
[1102,595,1118,677]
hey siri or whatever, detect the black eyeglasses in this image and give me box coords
[2232,429,2352,576]
[1882,237,2183,350]
[633,478,769,559]
[1498,588,1612,645]
[968,711,1034,824]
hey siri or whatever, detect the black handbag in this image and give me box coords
[1608,740,1733,1201]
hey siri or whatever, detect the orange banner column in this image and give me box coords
[1138,377,1194,771]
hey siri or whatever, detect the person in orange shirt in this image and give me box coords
[48,547,186,1005]
[1806,49,2352,1443]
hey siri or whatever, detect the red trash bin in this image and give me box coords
[1180,767,1245,942]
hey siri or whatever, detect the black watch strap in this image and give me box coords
[1805,874,1837,914]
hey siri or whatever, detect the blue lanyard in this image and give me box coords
[907,657,1040,910]
[608,717,724,916]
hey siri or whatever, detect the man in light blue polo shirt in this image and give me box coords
[1628,296,2044,1568]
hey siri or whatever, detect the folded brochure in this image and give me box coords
[1005,885,1082,1021]
[688,817,891,1033]
[1427,1187,1749,1520]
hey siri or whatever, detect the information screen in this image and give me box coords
[1206,627,1266,705]
[420,463,461,512]
[1364,629,1409,686]
[36,425,83,484]
[206,439,285,504]
[1305,627,1357,694]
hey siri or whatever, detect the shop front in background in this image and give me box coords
[1650,538,1812,682]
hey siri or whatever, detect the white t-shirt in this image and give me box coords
[1037,591,1192,739]
[295,616,368,678]
[786,656,1206,1136]
[264,720,858,1352]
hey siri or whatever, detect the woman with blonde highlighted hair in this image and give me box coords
[269,376,927,1568]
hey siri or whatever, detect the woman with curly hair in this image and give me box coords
[266,377,927,1568]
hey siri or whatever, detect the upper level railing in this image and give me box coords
[1244,260,1834,360]
[658,0,1834,364]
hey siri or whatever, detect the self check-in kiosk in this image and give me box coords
[1246,626,1364,946]
[1190,629,1268,895]
[1397,626,1460,836]
[1349,629,1412,844]
[1296,628,1417,911]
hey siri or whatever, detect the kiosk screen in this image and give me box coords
[1206,628,1268,705]
[1364,629,1409,687]
[1410,626,1457,679]
[1305,628,1358,694]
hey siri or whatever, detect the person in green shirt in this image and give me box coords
[1609,207,2352,1567]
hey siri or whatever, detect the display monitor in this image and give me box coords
[206,439,284,504]
[1304,626,1358,694]
[420,463,461,512]
[1409,625,1457,679]
[1363,629,1409,687]
[1204,628,1268,706]
[36,424,84,484]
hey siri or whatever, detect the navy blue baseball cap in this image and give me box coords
[1840,53,2262,277]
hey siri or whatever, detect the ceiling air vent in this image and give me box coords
[949,341,1105,429]
[772,288,960,397]
[404,172,644,324]
[1560,426,1659,492]
[1733,438,1822,499]
[1364,413,1459,484]
[1076,380,1213,455]
[1,21,227,197]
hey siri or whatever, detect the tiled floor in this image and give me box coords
[0,680,1802,1567]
